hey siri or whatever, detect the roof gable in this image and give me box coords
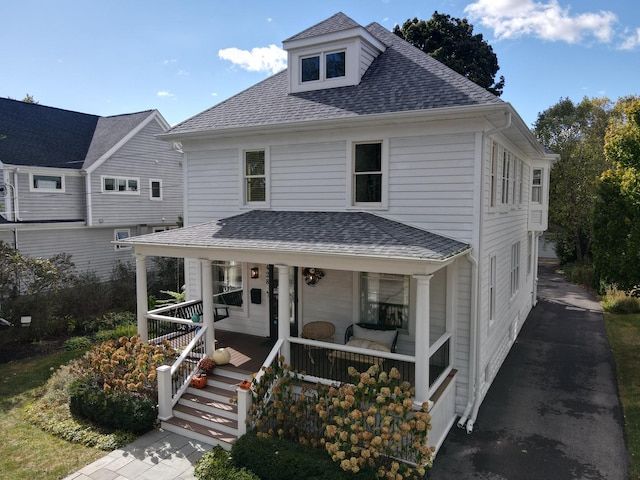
[0,98,99,169]
[164,17,502,137]
[284,12,360,42]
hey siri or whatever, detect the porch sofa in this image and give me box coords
[344,322,398,353]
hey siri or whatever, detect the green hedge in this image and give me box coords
[68,380,157,434]
[194,446,260,480]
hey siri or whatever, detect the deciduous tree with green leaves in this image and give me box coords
[393,11,505,96]
[533,97,612,264]
[593,96,640,290]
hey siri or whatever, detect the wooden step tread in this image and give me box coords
[181,392,238,414]
[164,416,237,444]
[174,403,238,428]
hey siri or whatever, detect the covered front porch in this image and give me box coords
[120,210,472,453]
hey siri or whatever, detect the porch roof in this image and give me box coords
[122,210,470,262]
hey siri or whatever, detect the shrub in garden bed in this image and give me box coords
[194,446,260,480]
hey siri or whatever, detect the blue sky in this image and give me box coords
[2,0,639,128]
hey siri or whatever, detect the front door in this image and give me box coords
[268,265,299,340]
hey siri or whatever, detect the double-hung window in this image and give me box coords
[212,261,244,308]
[244,150,266,203]
[114,229,131,251]
[510,242,520,297]
[353,142,383,204]
[150,179,162,200]
[531,168,543,203]
[501,151,511,205]
[489,255,497,322]
[360,273,409,330]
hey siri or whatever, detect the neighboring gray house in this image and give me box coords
[121,13,557,455]
[0,98,183,279]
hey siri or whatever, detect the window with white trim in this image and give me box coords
[103,176,139,194]
[518,161,524,205]
[490,142,498,207]
[353,142,382,204]
[527,235,533,275]
[150,179,162,200]
[30,174,64,192]
[244,150,266,203]
[501,151,511,205]
[301,50,345,83]
[360,272,409,330]
[212,261,244,308]
[510,242,520,297]
[114,229,131,250]
[489,255,497,322]
[532,168,543,203]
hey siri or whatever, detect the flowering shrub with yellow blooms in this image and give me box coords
[248,359,434,479]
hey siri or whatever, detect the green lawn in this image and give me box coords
[0,350,105,480]
[605,313,640,479]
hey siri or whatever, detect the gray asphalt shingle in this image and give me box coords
[123,210,470,261]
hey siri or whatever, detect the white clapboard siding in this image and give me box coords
[14,172,85,221]
[90,120,182,226]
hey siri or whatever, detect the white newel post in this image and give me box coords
[135,254,148,342]
[236,387,251,435]
[157,365,172,420]
[413,274,433,407]
[201,259,215,357]
[276,264,290,362]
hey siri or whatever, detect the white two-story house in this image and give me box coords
[121,13,556,455]
[0,98,183,280]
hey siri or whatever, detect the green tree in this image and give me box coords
[533,97,611,264]
[593,96,640,290]
[393,11,505,96]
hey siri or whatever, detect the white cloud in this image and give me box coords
[163,59,177,65]
[620,27,640,50]
[157,91,174,98]
[218,44,287,75]
[177,69,189,76]
[464,0,618,43]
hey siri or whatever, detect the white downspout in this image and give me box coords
[457,252,478,429]
[465,111,514,434]
[12,169,20,221]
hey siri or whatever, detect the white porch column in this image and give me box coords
[135,254,148,342]
[201,259,215,357]
[276,264,290,362]
[413,274,433,407]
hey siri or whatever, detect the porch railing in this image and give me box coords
[157,324,207,420]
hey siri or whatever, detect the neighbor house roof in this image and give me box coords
[0,97,155,169]
[121,210,470,261]
[163,14,502,137]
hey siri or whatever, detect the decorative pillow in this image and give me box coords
[353,325,396,347]
[346,338,372,349]
[368,341,391,353]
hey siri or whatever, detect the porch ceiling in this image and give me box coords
[121,210,470,267]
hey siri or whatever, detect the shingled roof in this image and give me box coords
[165,14,502,136]
[0,98,155,169]
[122,210,470,261]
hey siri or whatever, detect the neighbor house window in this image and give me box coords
[31,174,64,192]
[360,272,409,330]
[301,50,346,83]
[353,142,382,204]
[511,242,520,297]
[531,168,543,203]
[244,150,266,203]
[150,179,162,200]
[114,229,131,250]
[212,261,243,307]
[103,176,139,194]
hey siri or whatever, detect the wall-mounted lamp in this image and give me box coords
[251,266,260,279]
[303,267,324,286]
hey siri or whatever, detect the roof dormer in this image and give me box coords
[283,12,385,94]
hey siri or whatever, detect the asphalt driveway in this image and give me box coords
[429,261,629,479]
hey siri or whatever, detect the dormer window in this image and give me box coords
[301,50,346,83]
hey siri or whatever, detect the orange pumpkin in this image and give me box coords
[239,379,252,390]
[190,374,207,389]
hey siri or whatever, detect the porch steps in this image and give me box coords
[161,367,249,450]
